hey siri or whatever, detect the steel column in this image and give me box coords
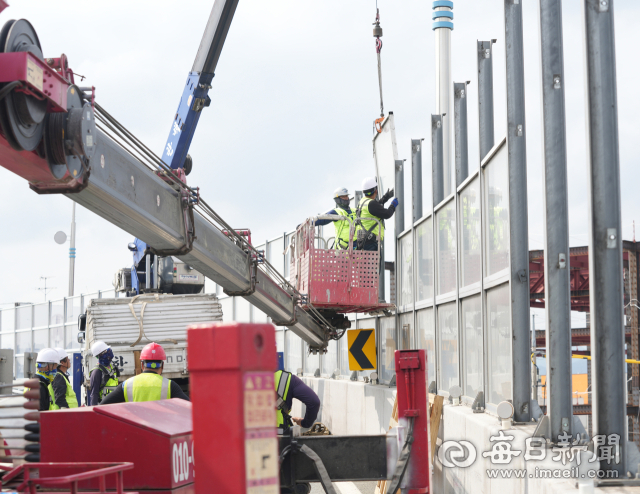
[453,82,469,187]
[477,40,495,162]
[431,115,444,207]
[583,0,625,474]
[145,253,151,292]
[539,0,572,440]
[68,202,76,297]
[395,160,405,237]
[504,0,531,423]
[411,139,423,224]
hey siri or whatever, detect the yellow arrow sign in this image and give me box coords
[348,328,377,371]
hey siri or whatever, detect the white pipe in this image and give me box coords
[435,22,452,197]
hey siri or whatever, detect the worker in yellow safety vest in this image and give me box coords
[275,369,320,435]
[355,177,397,251]
[314,187,357,250]
[49,348,79,409]
[32,348,58,411]
[89,341,120,405]
[99,342,189,404]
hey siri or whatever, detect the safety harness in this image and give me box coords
[355,198,382,250]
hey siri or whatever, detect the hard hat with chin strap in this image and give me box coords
[37,348,60,364]
[54,347,68,363]
[362,177,378,194]
[91,341,110,357]
[333,187,350,198]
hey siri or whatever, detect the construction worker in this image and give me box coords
[100,342,189,404]
[89,341,120,406]
[49,348,79,410]
[355,176,398,251]
[275,369,320,435]
[315,187,356,250]
[33,348,58,411]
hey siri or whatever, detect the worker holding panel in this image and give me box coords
[275,369,320,435]
[49,348,78,409]
[355,176,397,251]
[89,341,120,405]
[100,342,189,404]
[314,187,357,250]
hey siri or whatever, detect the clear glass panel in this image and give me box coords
[66,296,82,323]
[275,330,284,352]
[33,303,49,328]
[461,295,483,398]
[304,345,319,375]
[285,330,302,374]
[1,333,14,351]
[51,299,65,326]
[219,297,233,322]
[436,201,456,295]
[15,357,24,379]
[1,308,15,332]
[66,323,80,350]
[399,312,412,350]
[235,298,251,322]
[253,308,268,324]
[339,337,350,377]
[484,145,510,276]
[16,331,31,354]
[460,178,481,287]
[101,290,116,299]
[33,329,48,352]
[16,305,32,330]
[417,308,436,391]
[399,233,414,307]
[51,326,65,349]
[267,237,285,275]
[379,316,396,383]
[284,233,294,279]
[324,339,338,375]
[438,302,458,392]
[487,283,512,404]
[416,218,434,303]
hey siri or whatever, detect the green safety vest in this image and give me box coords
[275,370,292,432]
[123,372,172,403]
[48,373,79,410]
[31,373,54,410]
[333,207,356,250]
[93,364,119,400]
[356,197,385,241]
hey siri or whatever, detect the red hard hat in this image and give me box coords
[140,342,166,361]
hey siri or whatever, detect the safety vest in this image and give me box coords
[30,373,54,410]
[93,364,119,400]
[48,373,79,410]
[123,372,172,403]
[333,207,355,250]
[356,197,385,241]
[275,370,292,433]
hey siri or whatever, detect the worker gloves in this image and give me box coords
[391,197,399,208]
[381,188,394,203]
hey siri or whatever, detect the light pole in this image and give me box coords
[54,202,77,297]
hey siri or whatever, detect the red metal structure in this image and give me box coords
[290,217,394,313]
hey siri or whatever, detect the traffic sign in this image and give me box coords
[347,328,377,371]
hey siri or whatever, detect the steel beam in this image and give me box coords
[192,0,241,75]
[411,139,423,224]
[453,82,469,187]
[477,40,495,162]
[583,0,625,474]
[431,114,444,207]
[539,0,573,440]
[395,160,405,237]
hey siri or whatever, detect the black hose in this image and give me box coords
[0,81,20,102]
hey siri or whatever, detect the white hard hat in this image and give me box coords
[333,187,350,198]
[36,348,60,364]
[91,341,110,356]
[54,347,68,362]
[362,177,378,192]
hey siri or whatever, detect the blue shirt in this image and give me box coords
[314,207,353,226]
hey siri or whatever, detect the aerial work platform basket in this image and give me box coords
[289,216,394,314]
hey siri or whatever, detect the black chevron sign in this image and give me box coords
[347,329,377,371]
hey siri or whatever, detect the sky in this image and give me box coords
[0,0,638,306]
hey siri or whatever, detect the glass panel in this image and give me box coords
[438,302,458,392]
[267,237,285,275]
[285,330,302,374]
[379,316,396,383]
[417,308,436,391]
[399,233,414,307]
[304,345,319,375]
[33,303,49,328]
[51,299,65,326]
[219,297,233,322]
[15,357,24,379]
[33,329,48,352]
[16,305,32,330]
[1,308,15,332]
[284,233,294,279]
[399,312,412,350]
[66,323,80,350]
[1,333,14,351]
[461,295,483,398]
[51,326,65,349]
[66,296,82,323]
[235,298,251,322]
[275,330,284,353]
[101,290,116,299]
[416,219,434,303]
[436,201,456,295]
[339,337,350,377]
[487,283,512,404]
[16,331,31,354]
[460,178,481,287]
[324,340,338,375]
[484,145,510,276]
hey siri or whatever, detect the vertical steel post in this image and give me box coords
[477,40,496,162]
[539,0,573,440]
[395,160,405,237]
[68,202,76,296]
[453,82,469,187]
[432,115,444,207]
[583,0,625,474]
[411,139,423,224]
[433,1,454,197]
[145,253,151,292]
[152,255,159,290]
[504,0,531,422]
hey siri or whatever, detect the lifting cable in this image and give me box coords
[373,2,385,133]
